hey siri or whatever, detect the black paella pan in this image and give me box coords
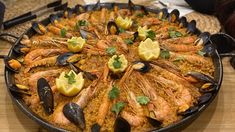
[2,1,228,131]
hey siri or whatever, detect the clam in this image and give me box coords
[32,22,47,35]
[69,63,98,81]
[132,61,151,73]
[178,16,188,28]
[178,106,198,116]
[114,116,131,132]
[63,102,85,130]
[91,123,101,132]
[37,78,54,115]
[168,9,180,23]
[107,21,119,35]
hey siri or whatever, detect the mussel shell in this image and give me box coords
[158,8,169,20]
[198,93,212,106]
[178,16,188,28]
[4,56,20,73]
[32,22,47,35]
[128,0,135,13]
[114,117,131,132]
[74,4,86,14]
[133,61,151,73]
[57,52,74,66]
[63,102,85,129]
[186,72,216,84]
[199,84,217,93]
[107,21,119,35]
[91,123,101,132]
[133,32,138,42]
[49,14,60,24]
[201,43,216,57]
[79,29,97,39]
[13,44,29,55]
[195,32,211,46]
[168,9,180,23]
[187,20,197,34]
[9,84,31,96]
[37,78,54,115]
[63,7,73,18]
[178,106,199,116]
[230,56,235,69]
[86,0,101,11]
[146,116,162,128]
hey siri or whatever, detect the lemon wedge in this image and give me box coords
[56,70,84,96]
[137,26,150,40]
[108,54,128,73]
[115,16,133,30]
[138,38,160,61]
[67,37,86,52]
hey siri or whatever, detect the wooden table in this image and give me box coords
[1,1,235,132]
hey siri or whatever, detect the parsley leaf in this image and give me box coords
[64,72,76,84]
[146,30,156,40]
[106,47,116,55]
[74,20,88,30]
[160,49,170,59]
[137,96,150,105]
[124,38,134,45]
[108,85,120,100]
[197,50,206,56]
[168,29,183,38]
[111,102,126,115]
[118,28,125,33]
[113,56,122,69]
[60,28,67,37]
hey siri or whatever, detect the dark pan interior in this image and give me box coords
[4,2,223,132]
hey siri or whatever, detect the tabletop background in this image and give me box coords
[0,0,235,132]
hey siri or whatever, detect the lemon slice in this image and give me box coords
[56,70,84,96]
[138,38,160,61]
[137,26,150,40]
[108,54,128,73]
[115,16,133,30]
[67,37,86,52]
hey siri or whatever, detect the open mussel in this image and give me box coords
[178,106,199,116]
[178,16,188,28]
[157,8,169,20]
[57,52,74,66]
[49,14,60,24]
[114,116,131,132]
[198,93,212,106]
[13,44,30,55]
[63,102,85,130]
[37,78,54,115]
[195,32,211,46]
[91,123,101,132]
[107,21,119,35]
[128,0,135,13]
[32,22,47,35]
[168,9,180,23]
[79,29,97,39]
[3,56,21,73]
[69,63,98,81]
[132,61,151,73]
[8,84,31,96]
[74,4,86,14]
[186,72,217,93]
[146,116,162,128]
[63,7,73,18]
[186,20,197,34]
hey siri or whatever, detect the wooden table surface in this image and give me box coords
[1,1,235,132]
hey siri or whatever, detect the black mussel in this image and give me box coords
[128,0,135,13]
[63,7,73,18]
[132,61,151,73]
[69,63,98,81]
[133,32,138,42]
[37,78,54,115]
[13,44,30,55]
[146,116,162,128]
[230,57,235,69]
[86,0,101,11]
[178,16,188,28]
[186,20,197,34]
[91,123,101,132]
[114,117,131,132]
[168,9,180,23]
[9,84,31,96]
[198,93,212,106]
[79,29,97,39]
[74,4,86,14]
[201,43,216,57]
[107,21,119,35]
[157,8,169,20]
[178,106,199,116]
[32,22,47,35]
[63,102,85,130]
[139,6,148,15]
[210,33,235,54]
[3,56,21,73]
[57,52,74,66]
[49,14,60,24]
[195,32,211,46]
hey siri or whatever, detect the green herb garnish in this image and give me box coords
[60,28,67,37]
[124,38,134,45]
[108,85,120,100]
[113,56,122,69]
[197,50,206,56]
[111,102,126,115]
[78,20,87,26]
[168,29,183,38]
[137,96,150,105]
[64,72,76,84]
[136,13,144,18]
[119,28,125,33]
[106,47,116,55]
[146,30,156,40]
[160,49,170,59]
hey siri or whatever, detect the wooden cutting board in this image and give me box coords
[0,0,234,132]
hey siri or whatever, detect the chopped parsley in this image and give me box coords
[118,28,125,33]
[124,38,134,45]
[146,30,156,40]
[108,85,120,100]
[74,20,88,30]
[60,28,67,37]
[197,50,206,56]
[137,96,150,105]
[168,28,183,38]
[113,55,122,69]
[106,47,116,55]
[64,72,76,84]
[160,49,170,59]
[111,102,126,115]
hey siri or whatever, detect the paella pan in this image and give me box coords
[3,1,223,132]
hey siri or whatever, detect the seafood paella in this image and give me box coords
[9,2,218,132]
